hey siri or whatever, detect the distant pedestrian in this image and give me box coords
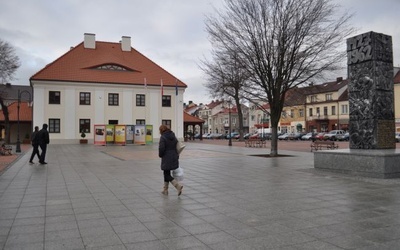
[29,126,41,163]
[158,125,183,196]
[37,123,50,164]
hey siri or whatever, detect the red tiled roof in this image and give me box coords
[395,70,400,83]
[30,41,187,88]
[183,112,204,123]
[0,102,32,122]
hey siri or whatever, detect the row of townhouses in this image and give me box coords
[193,69,400,136]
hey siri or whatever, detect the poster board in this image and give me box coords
[134,125,146,145]
[106,125,115,144]
[126,125,134,144]
[115,125,126,145]
[94,125,106,145]
[145,125,153,144]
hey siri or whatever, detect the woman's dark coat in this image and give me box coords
[159,130,179,171]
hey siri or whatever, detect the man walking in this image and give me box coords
[29,126,41,164]
[37,123,50,164]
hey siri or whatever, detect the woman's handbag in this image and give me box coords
[176,141,186,154]
[172,167,184,181]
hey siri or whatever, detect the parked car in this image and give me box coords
[288,132,304,140]
[337,132,350,141]
[194,133,201,139]
[301,132,313,140]
[249,132,270,140]
[244,133,252,139]
[396,133,400,142]
[226,132,239,139]
[314,132,325,141]
[203,133,210,139]
[323,130,346,141]
[209,133,224,139]
[278,133,289,140]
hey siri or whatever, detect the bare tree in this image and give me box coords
[0,39,20,143]
[205,0,354,156]
[200,49,250,140]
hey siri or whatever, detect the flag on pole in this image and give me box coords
[175,79,178,96]
[161,79,164,96]
[144,78,147,89]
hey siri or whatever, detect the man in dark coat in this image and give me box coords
[29,126,41,163]
[37,123,50,164]
[158,124,183,196]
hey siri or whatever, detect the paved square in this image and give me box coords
[1,142,400,249]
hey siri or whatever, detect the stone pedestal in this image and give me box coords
[314,149,400,179]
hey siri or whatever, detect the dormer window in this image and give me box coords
[94,64,132,71]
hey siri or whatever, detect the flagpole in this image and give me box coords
[175,79,178,136]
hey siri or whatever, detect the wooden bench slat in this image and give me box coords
[310,141,338,152]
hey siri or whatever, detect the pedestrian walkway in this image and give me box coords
[1,142,400,249]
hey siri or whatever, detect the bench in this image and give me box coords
[245,138,267,148]
[0,145,12,155]
[310,141,338,152]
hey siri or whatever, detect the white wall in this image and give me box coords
[31,80,184,143]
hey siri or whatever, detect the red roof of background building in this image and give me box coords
[183,112,204,123]
[0,102,32,122]
[30,41,187,88]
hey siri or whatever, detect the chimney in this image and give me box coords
[84,33,96,49]
[336,77,343,82]
[121,36,131,52]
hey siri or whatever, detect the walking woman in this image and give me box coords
[158,125,183,196]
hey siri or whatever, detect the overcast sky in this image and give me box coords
[1,0,399,105]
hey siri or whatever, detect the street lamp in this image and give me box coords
[16,89,32,153]
[228,99,232,146]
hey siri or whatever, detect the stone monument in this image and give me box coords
[347,31,395,149]
[314,31,400,178]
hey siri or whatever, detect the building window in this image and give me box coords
[49,91,60,104]
[49,119,60,133]
[331,106,336,115]
[290,109,294,118]
[108,120,118,125]
[79,119,90,133]
[80,92,91,105]
[326,94,332,101]
[323,107,328,116]
[341,104,348,114]
[309,108,313,116]
[162,95,171,107]
[108,93,119,106]
[311,96,317,102]
[162,120,171,129]
[299,109,304,117]
[316,107,320,116]
[136,94,145,106]
[136,119,145,125]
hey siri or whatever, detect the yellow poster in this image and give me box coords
[115,125,126,145]
[106,125,115,143]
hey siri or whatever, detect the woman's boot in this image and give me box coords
[161,182,169,195]
[171,180,183,196]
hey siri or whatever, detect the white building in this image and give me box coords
[30,33,187,143]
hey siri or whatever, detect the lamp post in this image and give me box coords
[228,99,232,146]
[16,89,32,153]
